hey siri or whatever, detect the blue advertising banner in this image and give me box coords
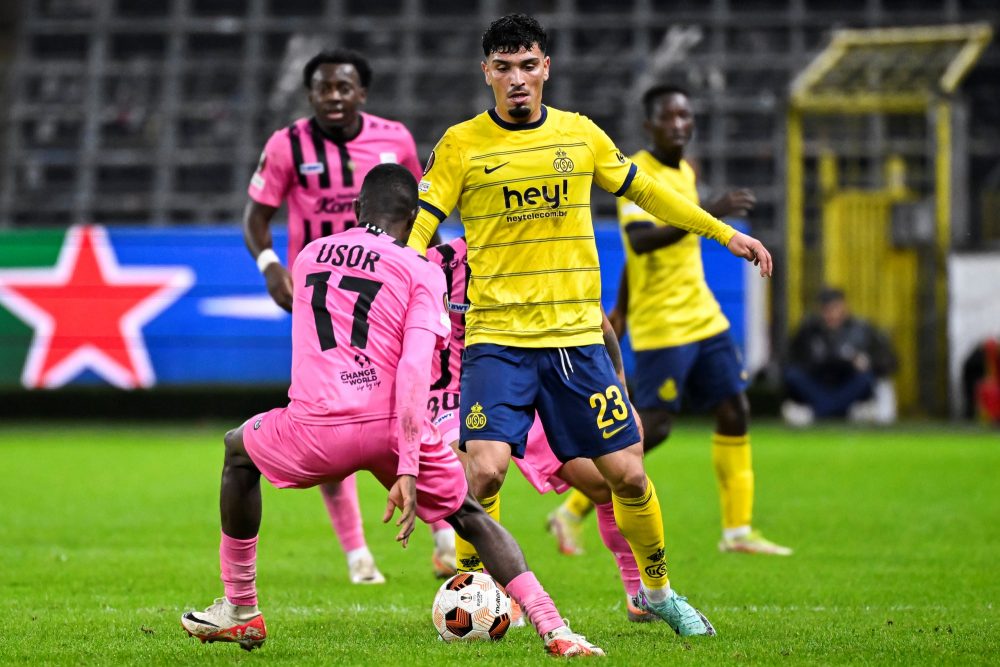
[0,223,747,389]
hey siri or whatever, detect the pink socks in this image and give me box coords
[220,533,258,606]
[319,475,367,553]
[504,571,563,636]
[596,501,641,597]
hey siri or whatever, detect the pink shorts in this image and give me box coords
[427,389,461,446]
[243,407,468,523]
[511,416,570,495]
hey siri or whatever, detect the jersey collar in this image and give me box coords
[488,105,547,131]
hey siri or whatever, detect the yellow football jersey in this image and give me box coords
[618,150,730,350]
[410,106,735,348]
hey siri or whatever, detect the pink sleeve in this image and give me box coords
[248,130,294,207]
[404,264,451,349]
[399,128,424,184]
[395,326,438,477]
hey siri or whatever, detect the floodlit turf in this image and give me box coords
[1,420,997,665]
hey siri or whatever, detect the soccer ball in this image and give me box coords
[432,572,512,642]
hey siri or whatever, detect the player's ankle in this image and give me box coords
[641,583,671,603]
[723,525,751,541]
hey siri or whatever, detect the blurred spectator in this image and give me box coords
[782,287,897,427]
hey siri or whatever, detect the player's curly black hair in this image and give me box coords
[482,13,548,57]
[641,84,691,119]
[302,48,373,89]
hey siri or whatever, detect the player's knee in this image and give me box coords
[640,411,672,451]
[716,394,750,434]
[465,456,508,500]
[608,468,649,498]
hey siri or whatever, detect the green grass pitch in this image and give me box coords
[1,420,997,665]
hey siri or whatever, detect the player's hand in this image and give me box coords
[710,188,756,218]
[726,231,772,278]
[384,474,418,548]
[607,307,627,340]
[264,263,294,313]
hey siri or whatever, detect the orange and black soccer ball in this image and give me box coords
[431,572,512,642]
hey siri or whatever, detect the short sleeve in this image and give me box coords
[404,262,451,349]
[586,118,638,197]
[247,130,294,207]
[416,128,465,224]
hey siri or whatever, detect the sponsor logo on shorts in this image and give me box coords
[465,402,487,430]
[448,300,470,313]
[658,377,678,402]
[253,418,262,430]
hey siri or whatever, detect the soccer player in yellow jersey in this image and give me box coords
[551,84,792,557]
[408,14,772,638]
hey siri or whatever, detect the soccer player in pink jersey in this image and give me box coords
[182,165,604,657]
[242,48,453,585]
[426,236,653,623]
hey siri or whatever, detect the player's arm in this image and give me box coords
[385,324,438,548]
[408,131,464,254]
[243,200,293,312]
[623,170,772,276]
[245,132,295,310]
[624,220,689,254]
[608,265,628,339]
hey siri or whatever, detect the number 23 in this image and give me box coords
[589,385,628,428]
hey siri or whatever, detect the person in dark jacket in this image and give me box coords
[782,287,897,426]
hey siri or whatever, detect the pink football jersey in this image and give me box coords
[248,113,423,263]
[426,237,468,393]
[286,227,451,425]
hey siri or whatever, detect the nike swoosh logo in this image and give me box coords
[484,162,509,174]
[602,424,628,439]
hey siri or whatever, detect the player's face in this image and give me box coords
[308,63,368,132]
[822,298,848,329]
[481,45,549,123]
[645,93,694,151]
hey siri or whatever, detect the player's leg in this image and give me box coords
[445,496,603,656]
[691,333,791,556]
[557,457,653,623]
[454,344,537,574]
[381,422,600,657]
[181,420,267,651]
[318,477,385,584]
[427,390,460,578]
[537,345,714,637]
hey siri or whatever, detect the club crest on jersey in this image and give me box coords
[553,148,575,174]
[465,402,487,430]
[299,162,325,175]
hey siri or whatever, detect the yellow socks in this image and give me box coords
[611,478,670,591]
[712,433,754,534]
[455,492,500,573]
[561,488,594,520]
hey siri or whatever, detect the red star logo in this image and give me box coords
[0,225,193,389]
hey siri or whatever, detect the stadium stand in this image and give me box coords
[1,0,997,242]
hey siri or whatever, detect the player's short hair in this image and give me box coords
[482,13,548,57]
[641,84,691,119]
[818,286,846,305]
[302,48,373,89]
[358,164,417,220]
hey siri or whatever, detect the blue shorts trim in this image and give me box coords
[460,344,641,462]
[632,331,747,412]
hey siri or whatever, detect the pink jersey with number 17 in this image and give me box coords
[287,226,451,425]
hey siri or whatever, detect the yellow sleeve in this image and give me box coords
[623,169,736,246]
[586,118,639,196]
[409,129,465,253]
